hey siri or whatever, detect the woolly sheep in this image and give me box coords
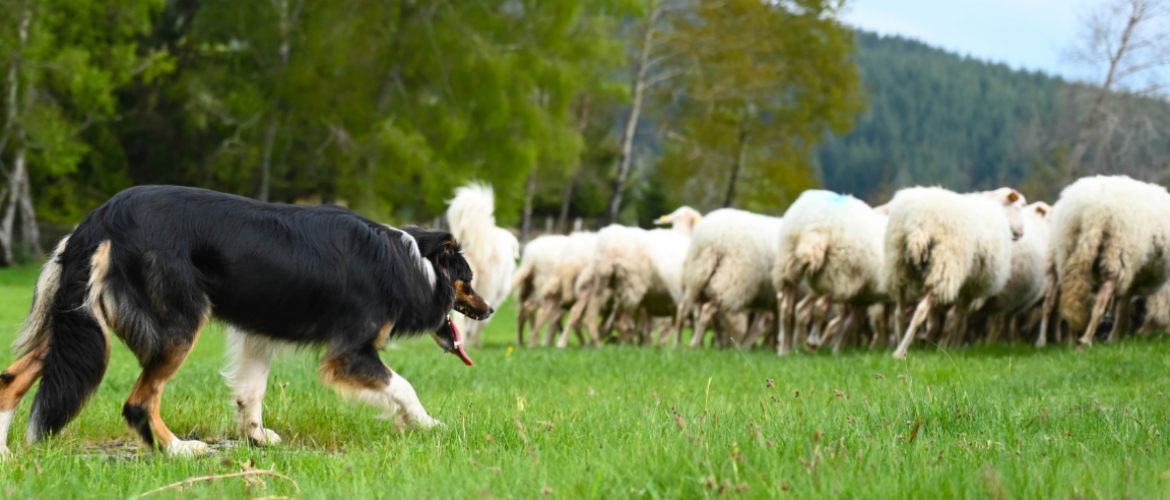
[885,186,1026,359]
[1047,175,1170,345]
[446,183,520,347]
[774,190,889,356]
[565,207,702,345]
[973,201,1051,344]
[675,208,785,348]
[512,234,568,347]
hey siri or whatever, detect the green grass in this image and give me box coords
[0,265,1168,499]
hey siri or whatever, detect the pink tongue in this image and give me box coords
[449,316,473,366]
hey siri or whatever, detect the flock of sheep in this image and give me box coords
[446,175,1170,358]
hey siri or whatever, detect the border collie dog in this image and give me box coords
[0,186,491,457]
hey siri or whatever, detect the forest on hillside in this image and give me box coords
[0,0,1167,265]
[818,31,1170,205]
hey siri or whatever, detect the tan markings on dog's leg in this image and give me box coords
[225,328,281,447]
[319,356,440,430]
[125,311,210,457]
[0,342,47,458]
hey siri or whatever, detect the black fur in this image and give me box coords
[28,185,485,438]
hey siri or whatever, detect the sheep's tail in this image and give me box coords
[446,183,496,251]
[904,228,932,269]
[794,231,829,276]
[512,258,534,302]
[1060,225,1103,330]
[24,235,112,441]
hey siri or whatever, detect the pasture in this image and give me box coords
[0,265,1166,499]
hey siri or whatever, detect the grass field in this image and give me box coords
[0,265,1168,499]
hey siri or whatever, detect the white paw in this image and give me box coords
[165,439,210,458]
[0,446,11,460]
[247,427,282,447]
[409,415,444,430]
[892,349,908,360]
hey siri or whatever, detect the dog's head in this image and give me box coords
[405,227,493,365]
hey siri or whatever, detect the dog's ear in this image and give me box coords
[405,227,455,258]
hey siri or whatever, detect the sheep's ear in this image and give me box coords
[874,204,890,215]
[1033,204,1048,216]
[1007,191,1020,203]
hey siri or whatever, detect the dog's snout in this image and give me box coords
[488,306,495,316]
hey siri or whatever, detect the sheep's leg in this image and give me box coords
[795,294,815,344]
[545,317,564,347]
[517,300,531,347]
[1079,280,1115,346]
[1108,292,1132,343]
[941,301,970,350]
[530,298,559,348]
[811,296,833,344]
[1037,274,1059,348]
[689,302,718,348]
[831,306,860,354]
[564,288,591,334]
[893,293,906,349]
[672,299,693,348]
[555,304,577,349]
[893,291,932,360]
[778,283,800,356]
[582,290,606,346]
[986,316,1006,344]
[870,303,891,350]
[740,311,768,348]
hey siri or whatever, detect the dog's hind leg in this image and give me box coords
[320,346,439,430]
[223,327,282,447]
[123,310,212,457]
[0,342,48,458]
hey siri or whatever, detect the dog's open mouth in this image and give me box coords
[454,304,481,320]
[438,315,474,366]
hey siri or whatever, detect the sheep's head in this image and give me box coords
[1028,201,1053,223]
[982,188,1027,240]
[655,206,703,236]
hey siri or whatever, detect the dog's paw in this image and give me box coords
[409,415,444,430]
[165,439,210,458]
[248,427,282,447]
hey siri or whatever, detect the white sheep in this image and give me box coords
[974,201,1051,344]
[446,183,520,347]
[528,230,598,348]
[1047,175,1170,345]
[675,208,785,348]
[885,186,1026,359]
[774,190,889,355]
[512,234,568,347]
[564,207,702,345]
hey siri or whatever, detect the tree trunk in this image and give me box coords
[557,177,574,234]
[723,128,748,208]
[521,170,536,243]
[18,154,40,257]
[605,0,661,225]
[258,118,277,202]
[1,149,25,265]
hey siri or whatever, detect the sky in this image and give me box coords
[842,0,1098,80]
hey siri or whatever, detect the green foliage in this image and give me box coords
[657,0,863,213]
[0,0,164,222]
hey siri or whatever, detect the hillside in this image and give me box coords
[817,31,1067,202]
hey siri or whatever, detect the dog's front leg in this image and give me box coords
[320,350,441,430]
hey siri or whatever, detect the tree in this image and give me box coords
[0,0,165,264]
[1064,0,1170,174]
[657,0,863,212]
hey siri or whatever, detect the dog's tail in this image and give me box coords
[21,235,112,441]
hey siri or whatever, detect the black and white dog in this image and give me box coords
[0,186,491,457]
